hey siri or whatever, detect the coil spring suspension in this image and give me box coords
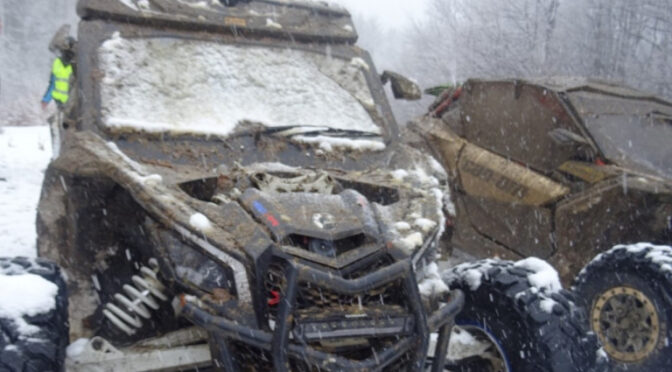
[102,258,168,336]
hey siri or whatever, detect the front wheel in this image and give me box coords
[0,257,69,372]
[441,259,600,372]
[573,243,672,371]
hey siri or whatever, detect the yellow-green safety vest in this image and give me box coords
[52,58,73,104]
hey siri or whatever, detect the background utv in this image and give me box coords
[415,78,672,371]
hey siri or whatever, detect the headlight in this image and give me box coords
[158,228,236,295]
[175,258,234,293]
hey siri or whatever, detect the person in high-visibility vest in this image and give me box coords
[41,37,76,110]
[42,35,76,159]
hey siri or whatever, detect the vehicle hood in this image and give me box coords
[54,131,447,269]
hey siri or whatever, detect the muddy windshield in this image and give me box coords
[567,91,672,179]
[584,114,672,178]
[97,33,381,137]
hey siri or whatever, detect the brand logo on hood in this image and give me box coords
[312,213,335,230]
[253,200,279,227]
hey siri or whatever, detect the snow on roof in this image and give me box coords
[119,0,151,11]
[98,32,379,138]
[263,0,346,11]
[173,0,347,12]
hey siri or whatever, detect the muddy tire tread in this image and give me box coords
[0,257,68,372]
[445,260,598,372]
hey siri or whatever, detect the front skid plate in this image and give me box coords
[66,336,212,372]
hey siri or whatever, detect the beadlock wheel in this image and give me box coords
[591,286,661,363]
[574,244,672,371]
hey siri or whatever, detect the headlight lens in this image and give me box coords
[175,258,234,293]
[159,229,236,294]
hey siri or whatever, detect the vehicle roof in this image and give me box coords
[467,77,672,108]
[458,78,672,178]
[77,0,358,43]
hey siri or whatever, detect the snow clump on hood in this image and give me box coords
[189,213,213,232]
[443,257,562,294]
[418,262,449,298]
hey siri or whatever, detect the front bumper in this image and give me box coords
[179,259,464,371]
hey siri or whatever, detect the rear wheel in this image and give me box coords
[0,257,68,372]
[573,243,672,371]
[441,259,599,372]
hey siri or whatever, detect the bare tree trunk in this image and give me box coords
[541,0,559,67]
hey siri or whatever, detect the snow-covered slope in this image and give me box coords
[0,126,52,258]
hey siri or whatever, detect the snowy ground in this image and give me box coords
[0,126,61,353]
[0,126,52,258]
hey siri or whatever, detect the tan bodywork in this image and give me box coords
[458,143,568,206]
[422,117,569,206]
[424,120,568,260]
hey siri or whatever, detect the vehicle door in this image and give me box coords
[454,80,577,258]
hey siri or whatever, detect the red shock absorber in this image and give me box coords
[268,290,281,306]
[432,86,463,118]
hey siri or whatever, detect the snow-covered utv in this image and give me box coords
[412,78,672,371]
[24,0,466,370]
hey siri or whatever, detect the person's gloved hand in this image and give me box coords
[41,101,48,110]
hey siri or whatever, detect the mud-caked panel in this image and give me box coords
[554,179,668,283]
[460,80,582,172]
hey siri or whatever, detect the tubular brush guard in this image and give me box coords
[177,257,464,371]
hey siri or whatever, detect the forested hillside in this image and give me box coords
[356,0,672,123]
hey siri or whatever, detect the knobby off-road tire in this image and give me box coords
[443,260,599,372]
[573,243,672,371]
[0,257,68,372]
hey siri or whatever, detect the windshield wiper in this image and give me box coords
[267,125,381,138]
[648,111,672,126]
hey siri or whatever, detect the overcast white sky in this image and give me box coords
[332,0,430,30]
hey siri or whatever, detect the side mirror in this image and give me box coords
[381,71,422,101]
[548,128,590,146]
